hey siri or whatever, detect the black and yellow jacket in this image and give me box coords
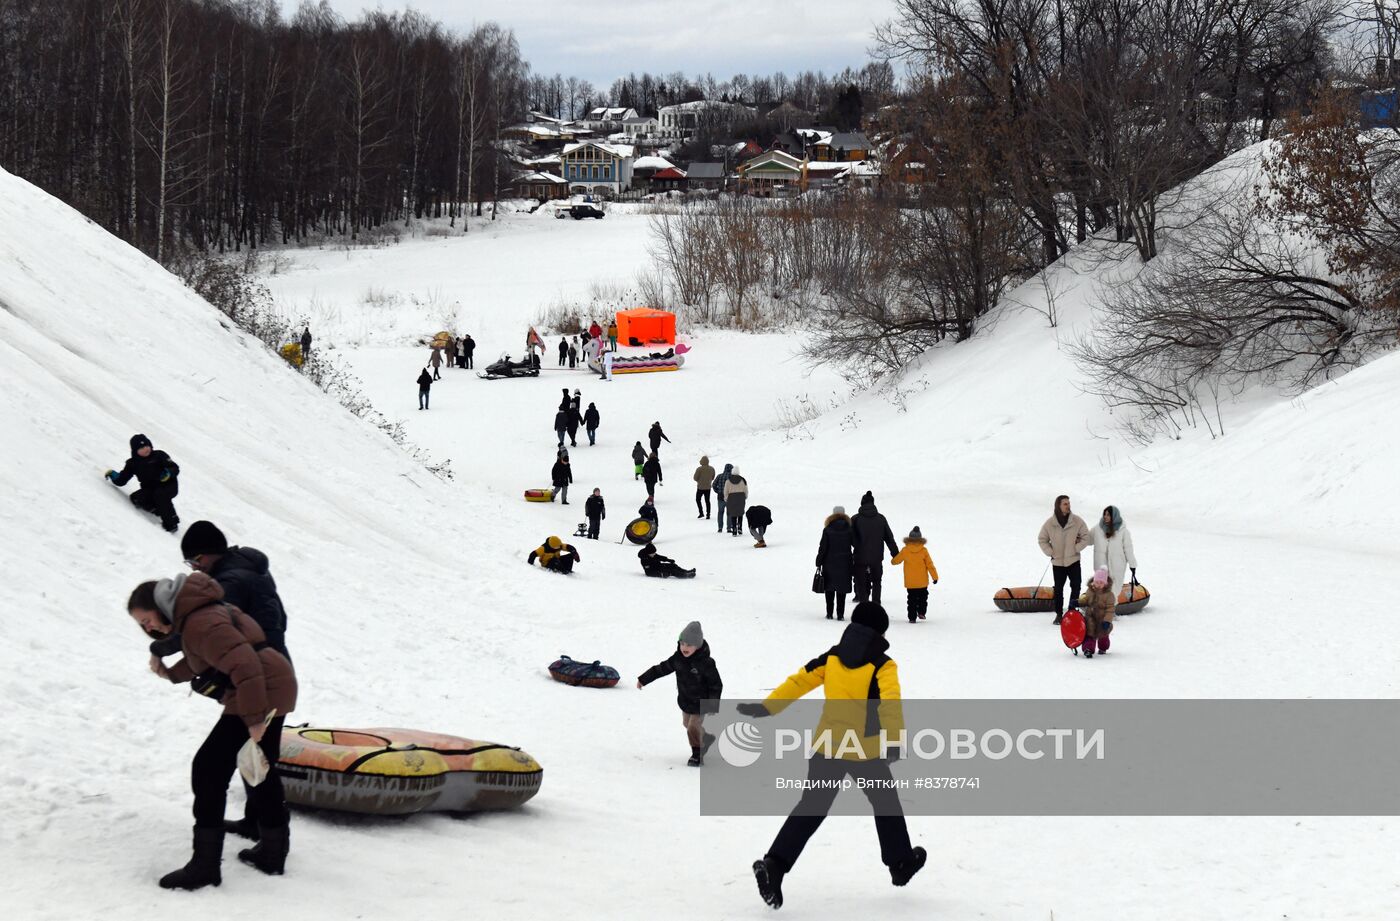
[763,623,903,760]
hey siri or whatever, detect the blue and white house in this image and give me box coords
[559,141,636,197]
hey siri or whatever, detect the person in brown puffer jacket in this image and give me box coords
[128,572,298,891]
[1079,566,1116,659]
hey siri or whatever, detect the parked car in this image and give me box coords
[564,203,605,220]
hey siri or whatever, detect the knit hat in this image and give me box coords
[546,536,562,550]
[1092,567,1109,586]
[730,465,741,475]
[129,433,152,454]
[906,526,923,542]
[679,621,703,646]
[152,573,189,622]
[860,491,874,508]
[832,505,846,516]
[851,601,888,635]
[180,521,228,560]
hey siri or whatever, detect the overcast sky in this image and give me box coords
[290,1,897,88]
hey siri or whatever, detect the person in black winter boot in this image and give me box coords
[106,433,181,532]
[181,521,293,841]
[851,491,899,605]
[159,826,224,890]
[738,601,925,909]
[638,542,696,578]
[584,488,606,539]
[636,621,722,765]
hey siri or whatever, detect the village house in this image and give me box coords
[657,99,755,139]
[559,140,636,197]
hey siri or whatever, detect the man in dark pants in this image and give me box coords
[300,325,312,358]
[739,602,925,910]
[693,455,715,519]
[107,433,181,532]
[1038,494,1091,625]
[463,334,476,368]
[180,520,293,842]
[584,488,605,539]
[851,491,898,605]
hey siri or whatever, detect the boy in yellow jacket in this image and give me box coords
[890,526,938,623]
[738,602,926,909]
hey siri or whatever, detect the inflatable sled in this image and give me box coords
[278,726,542,816]
[524,488,555,503]
[1080,582,1151,615]
[548,655,620,688]
[992,586,1058,613]
[587,346,686,375]
[624,517,657,545]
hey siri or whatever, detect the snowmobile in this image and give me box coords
[478,353,540,380]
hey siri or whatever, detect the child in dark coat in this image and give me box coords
[637,621,723,766]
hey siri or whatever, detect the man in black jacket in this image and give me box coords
[551,455,573,504]
[648,421,671,455]
[851,491,899,605]
[106,433,181,532]
[584,488,606,539]
[179,520,293,843]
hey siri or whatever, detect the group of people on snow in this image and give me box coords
[816,493,936,625]
[415,334,478,408]
[1038,494,1138,656]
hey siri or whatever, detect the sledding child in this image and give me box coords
[636,621,723,766]
[1081,567,1116,658]
[889,526,939,623]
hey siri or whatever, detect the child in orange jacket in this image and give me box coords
[890,526,939,623]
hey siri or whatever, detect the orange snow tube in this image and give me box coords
[278,726,542,816]
[524,488,555,502]
[992,586,1058,613]
[1079,582,1152,615]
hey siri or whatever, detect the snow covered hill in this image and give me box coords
[4,146,1400,921]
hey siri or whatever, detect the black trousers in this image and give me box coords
[644,477,659,497]
[824,590,847,619]
[907,588,928,620]
[1052,562,1082,616]
[767,755,913,872]
[130,483,179,528]
[695,489,711,517]
[192,713,288,830]
[465,352,474,368]
[854,565,885,605]
[546,555,575,574]
[587,516,601,539]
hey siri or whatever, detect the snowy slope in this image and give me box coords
[4,145,1400,921]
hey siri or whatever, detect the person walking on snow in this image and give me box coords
[746,504,772,548]
[584,402,601,446]
[558,388,572,412]
[740,602,926,909]
[463,334,476,369]
[1038,494,1091,625]
[636,621,721,766]
[106,433,182,532]
[558,336,568,366]
[584,488,606,539]
[713,463,734,533]
[300,326,312,359]
[429,346,443,380]
[648,421,671,455]
[527,536,580,573]
[816,506,856,620]
[566,402,582,448]
[417,368,433,409]
[693,456,715,519]
[723,466,749,536]
[852,492,899,604]
[1080,567,1117,658]
[890,526,939,623]
[551,454,573,505]
[643,451,663,498]
[554,409,569,448]
[632,441,647,480]
[1091,505,1138,599]
[127,574,297,889]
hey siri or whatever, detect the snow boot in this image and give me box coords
[701,732,716,756]
[889,846,927,887]
[223,817,260,841]
[238,824,289,876]
[753,856,786,909]
[1097,633,1110,654]
[688,747,703,767]
[1052,614,1063,625]
[1082,636,1095,658]
[158,826,223,890]
[826,612,834,620]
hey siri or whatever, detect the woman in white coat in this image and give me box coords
[1091,505,1138,597]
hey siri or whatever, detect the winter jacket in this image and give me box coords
[551,460,573,488]
[163,573,297,728]
[1039,513,1090,567]
[713,464,732,497]
[417,370,432,391]
[638,641,723,715]
[1091,524,1137,594]
[584,406,600,429]
[762,623,902,761]
[584,495,606,520]
[607,323,618,339]
[724,475,748,515]
[558,340,568,357]
[446,340,457,359]
[207,547,289,656]
[648,423,670,449]
[301,330,312,350]
[589,322,602,339]
[632,444,647,466]
[567,409,582,435]
[643,457,663,485]
[554,411,569,433]
[429,348,443,368]
[746,505,772,528]
[112,450,180,491]
[890,539,939,590]
[638,502,658,523]
[1081,580,1117,637]
[693,457,716,490]
[638,544,684,577]
[559,392,572,412]
[464,336,475,355]
[816,513,856,593]
[851,504,898,565]
[528,538,579,568]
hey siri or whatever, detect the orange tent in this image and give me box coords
[615,308,676,346]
